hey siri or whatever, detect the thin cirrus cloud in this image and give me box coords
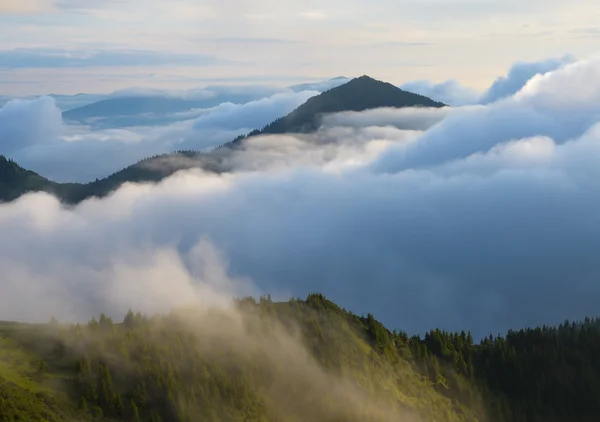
[199,37,304,45]
[0,48,225,68]
[0,0,125,14]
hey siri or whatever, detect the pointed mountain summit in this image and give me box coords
[259,75,446,134]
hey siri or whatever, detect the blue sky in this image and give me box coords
[1,0,599,95]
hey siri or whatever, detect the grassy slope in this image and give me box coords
[0,297,483,422]
[0,323,84,421]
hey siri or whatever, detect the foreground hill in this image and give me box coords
[0,156,82,203]
[1,294,599,421]
[0,76,445,204]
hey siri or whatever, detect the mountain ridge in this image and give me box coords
[1,76,446,204]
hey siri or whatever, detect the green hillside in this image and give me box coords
[1,294,599,421]
[0,76,445,204]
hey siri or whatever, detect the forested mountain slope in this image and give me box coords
[0,294,599,422]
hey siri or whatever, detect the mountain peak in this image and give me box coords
[260,75,445,134]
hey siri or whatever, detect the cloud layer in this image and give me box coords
[3,56,600,340]
[1,88,319,181]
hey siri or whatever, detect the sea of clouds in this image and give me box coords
[1,55,600,338]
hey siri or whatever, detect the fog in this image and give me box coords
[1,55,600,339]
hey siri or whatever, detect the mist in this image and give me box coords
[0,89,320,182]
[2,56,600,340]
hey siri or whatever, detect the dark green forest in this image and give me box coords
[0,294,598,421]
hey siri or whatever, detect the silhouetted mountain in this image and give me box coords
[1,76,445,203]
[0,155,79,201]
[262,75,445,134]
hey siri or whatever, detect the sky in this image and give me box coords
[1,0,600,95]
[2,56,600,339]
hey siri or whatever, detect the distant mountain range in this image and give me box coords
[60,78,352,129]
[0,93,106,112]
[0,76,445,204]
[61,91,279,129]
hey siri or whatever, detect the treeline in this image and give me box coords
[0,294,599,421]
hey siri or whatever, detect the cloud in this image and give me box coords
[0,96,62,154]
[199,37,303,45]
[298,11,327,20]
[0,48,222,69]
[0,219,428,421]
[0,233,251,322]
[399,80,479,106]
[374,58,600,173]
[187,90,319,133]
[4,55,600,341]
[569,27,600,38]
[322,106,450,131]
[290,77,350,93]
[479,55,576,104]
[0,96,11,108]
[2,89,319,181]
[399,55,577,106]
[107,84,294,103]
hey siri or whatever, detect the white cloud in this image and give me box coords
[3,0,600,97]
[0,96,62,154]
[399,55,576,106]
[322,106,450,131]
[479,54,575,104]
[1,88,319,181]
[399,80,480,106]
[4,56,600,339]
[290,77,350,93]
[375,56,600,174]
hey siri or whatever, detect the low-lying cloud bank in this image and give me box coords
[0,89,319,181]
[0,57,576,182]
[2,55,600,339]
